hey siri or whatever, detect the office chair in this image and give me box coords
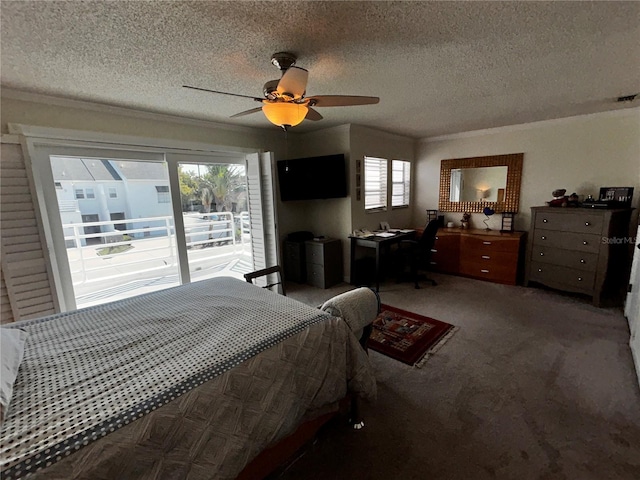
[244,265,286,295]
[396,219,439,289]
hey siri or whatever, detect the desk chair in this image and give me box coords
[396,219,439,289]
[244,265,286,295]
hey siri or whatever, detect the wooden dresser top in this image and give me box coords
[434,227,525,239]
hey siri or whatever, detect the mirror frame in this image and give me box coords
[438,153,523,213]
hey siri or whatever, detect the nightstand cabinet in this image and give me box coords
[525,207,633,307]
[305,238,343,289]
[283,240,306,283]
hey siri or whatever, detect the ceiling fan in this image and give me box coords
[183,52,379,130]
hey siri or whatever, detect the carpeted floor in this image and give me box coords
[282,273,640,479]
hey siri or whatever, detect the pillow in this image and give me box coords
[321,287,379,340]
[1,327,28,423]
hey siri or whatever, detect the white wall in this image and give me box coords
[349,125,415,232]
[278,124,417,280]
[1,94,285,154]
[415,109,640,232]
[277,124,351,242]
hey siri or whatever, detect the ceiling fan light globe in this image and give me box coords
[262,102,308,127]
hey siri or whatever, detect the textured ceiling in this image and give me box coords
[1,1,639,138]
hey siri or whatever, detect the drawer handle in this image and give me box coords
[585,222,590,226]
[541,236,546,240]
[482,255,490,259]
[543,219,548,223]
[540,252,544,256]
[583,241,588,245]
[580,259,586,264]
[481,269,490,273]
[483,241,492,245]
[578,277,583,281]
[538,268,543,272]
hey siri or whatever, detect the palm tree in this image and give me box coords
[205,165,244,212]
[201,187,213,213]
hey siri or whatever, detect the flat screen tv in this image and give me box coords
[277,154,347,201]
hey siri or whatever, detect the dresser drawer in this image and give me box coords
[532,229,601,254]
[306,242,325,265]
[530,245,598,272]
[461,235,520,254]
[459,259,518,285]
[529,261,596,293]
[306,263,326,288]
[461,249,518,266]
[535,211,604,234]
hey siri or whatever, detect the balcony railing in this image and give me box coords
[62,212,251,286]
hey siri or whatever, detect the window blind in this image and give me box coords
[391,160,410,207]
[364,157,387,211]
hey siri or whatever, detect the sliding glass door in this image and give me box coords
[27,141,274,312]
[49,156,180,307]
[177,162,252,283]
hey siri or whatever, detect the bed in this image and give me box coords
[0,277,377,479]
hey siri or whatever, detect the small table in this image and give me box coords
[349,231,415,292]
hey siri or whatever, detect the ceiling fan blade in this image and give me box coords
[306,95,380,107]
[277,67,308,100]
[305,107,323,121]
[230,107,263,118]
[183,85,263,102]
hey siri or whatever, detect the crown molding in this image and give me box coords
[8,123,258,156]
[1,87,276,135]
[421,106,640,143]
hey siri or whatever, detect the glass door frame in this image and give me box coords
[24,137,250,312]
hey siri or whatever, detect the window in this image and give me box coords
[54,182,62,189]
[364,157,388,211]
[391,160,410,208]
[155,185,170,203]
[108,187,117,198]
[86,188,95,199]
[21,131,274,314]
[74,188,84,199]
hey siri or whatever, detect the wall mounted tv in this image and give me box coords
[277,154,348,201]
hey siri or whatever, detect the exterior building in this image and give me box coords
[51,157,172,245]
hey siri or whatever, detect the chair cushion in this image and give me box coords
[321,288,378,340]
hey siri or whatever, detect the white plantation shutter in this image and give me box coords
[0,139,59,323]
[391,160,411,208]
[364,156,388,211]
[245,152,279,287]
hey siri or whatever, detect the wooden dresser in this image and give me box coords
[525,207,633,307]
[429,228,526,285]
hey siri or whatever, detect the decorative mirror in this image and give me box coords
[438,153,523,213]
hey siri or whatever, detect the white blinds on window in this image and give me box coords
[392,160,410,207]
[364,156,388,211]
[245,152,278,280]
[0,141,58,323]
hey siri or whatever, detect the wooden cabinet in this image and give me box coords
[525,207,633,307]
[430,228,525,285]
[305,238,343,289]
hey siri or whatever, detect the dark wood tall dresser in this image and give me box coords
[525,207,633,307]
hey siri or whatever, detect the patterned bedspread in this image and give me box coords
[0,277,376,479]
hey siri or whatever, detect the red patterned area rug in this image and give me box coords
[368,304,457,367]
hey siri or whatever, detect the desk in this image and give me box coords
[349,231,415,291]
